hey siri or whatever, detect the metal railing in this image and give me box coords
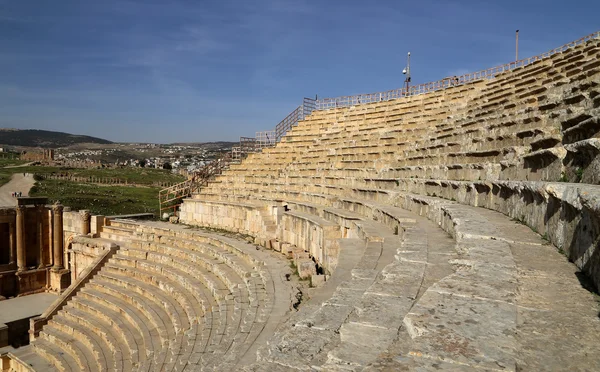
[158,152,232,213]
[315,30,600,110]
[270,97,317,142]
[160,30,599,211]
[256,130,276,148]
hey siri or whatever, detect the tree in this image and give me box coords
[163,162,172,170]
[139,159,147,168]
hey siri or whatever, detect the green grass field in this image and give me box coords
[0,166,185,185]
[0,158,29,168]
[0,160,186,216]
[60,167,185,185]
[30,180,161,216]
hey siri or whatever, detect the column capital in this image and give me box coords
[52,203,64,214]
[79,209,91,222]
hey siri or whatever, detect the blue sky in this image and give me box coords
[0,0,598,143]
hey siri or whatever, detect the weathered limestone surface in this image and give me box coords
[6,220,297,371]
[370,197,600,371]
[182,37,600,371]
[5,36,600,371]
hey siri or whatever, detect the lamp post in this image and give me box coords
[403,52,411,94]
[516,30,519,61]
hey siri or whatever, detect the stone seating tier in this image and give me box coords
[178,40,600,369]
[191,172,600,295]
[223,82,593,184]
[8,222,286,372]
[246,193,600,370]
[8,35,600,371]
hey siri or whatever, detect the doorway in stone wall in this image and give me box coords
[0,223,10,265]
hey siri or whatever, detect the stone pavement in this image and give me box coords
[0,293,58,325]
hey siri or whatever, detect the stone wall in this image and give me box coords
[278,212,341,273]
[392,179,600,289]
[179,200,269,237]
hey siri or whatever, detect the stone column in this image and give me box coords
[52,204,64,270]
[80,210,91,235]
[8,221,16,265]
[16,206,26,271]
[37,205,44,268]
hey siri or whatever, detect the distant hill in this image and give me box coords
[0,129,113,148]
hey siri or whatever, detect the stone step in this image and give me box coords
[116,248,231,300]
[96,269,188,335]
[32,338,80,372]
[48,315,110,371]
[138,239,253,294]
[69,295,145,366]
[7,344,59,372]
[86,278,172,352]
[108,253,208,322]
[106,252,223,354]
[107,256,202,323]
[323,213,456,369]
[372,194,590,370]
[78,288,155,364]
[61,305,132,370]
[38,324,95,371]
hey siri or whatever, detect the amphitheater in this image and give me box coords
[1,32,600,371]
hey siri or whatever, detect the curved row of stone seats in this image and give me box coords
[205,170,600,291]
[207,80,598,205]
[369,193,600,371]
[100,220,276,369]
[208,169,600,294]
[236,193,600,371]
[8,221,284,372]
[216,39,600,189]
[115,221,287,363]
[249,205,456,370]
[179,36,600,370]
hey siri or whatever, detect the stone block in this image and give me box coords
[90,215,105,235]
[297,259,317,279]
[283,244,295,257]
[311,274,326,287]
[279,242,290,253]
[293,249,309,267]
[169,216,179,224]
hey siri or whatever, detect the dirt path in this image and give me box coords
[2,162,34,169]
[0,173,35,207]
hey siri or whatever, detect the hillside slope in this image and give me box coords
[0,129,112,148]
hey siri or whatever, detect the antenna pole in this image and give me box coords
[404,52,411,92]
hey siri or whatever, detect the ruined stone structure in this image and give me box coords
[0,199,70,300]
[1,34,600,371]
[20,149,54,163]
